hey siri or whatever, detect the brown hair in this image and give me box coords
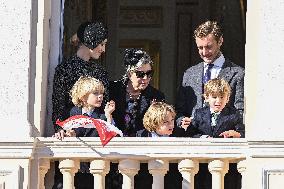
[194,20,223,41]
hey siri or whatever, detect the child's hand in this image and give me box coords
[105,100,115,123]
[181,116,193,130]
[66,129,76,137]
[219,130,241,138]
[53,129,65,140]
[52,129,76,140]
[105,100,115,114]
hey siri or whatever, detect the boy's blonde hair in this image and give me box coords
[204,78,231,98]
[70,76,105,107]
[143,102,176,132]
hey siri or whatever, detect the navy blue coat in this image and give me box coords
[70,106,107,137]
[187,106,245,138]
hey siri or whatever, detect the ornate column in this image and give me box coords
[118,159,140,189]
[208,160,229,189]
[59,159,79,189]
[237,160,246,189]
[148,159,169,189]
[38,159,50,189]
[90,160,110,189]
[178,159,199,189]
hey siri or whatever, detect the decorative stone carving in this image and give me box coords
[59,159,79,189]
[178,159,199,189]
[119,6,163,27]
[148,159,169,189]
[90,160,110,189]
[208,160,229,189]
[118,159,140,189]
[39,159,50,189]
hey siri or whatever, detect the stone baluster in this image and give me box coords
[148,159,169,189]
[59,159,79,189]
[208,160,229,189]
[237,160,246,189]
[178,159,199,189]
[38,159,50,189]
[118,159,140,189]
[90,160,110,189]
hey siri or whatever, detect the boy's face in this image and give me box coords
[205,94,229,112]
[155,111,174,136]
[84,92,104,108]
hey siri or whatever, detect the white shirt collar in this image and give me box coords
[82,108,94,116]
[210,108,221,115]
[204,53,225,68]
[151,132,169,137]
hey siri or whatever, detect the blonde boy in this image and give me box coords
[187,78,244,138]
[54,76,115,139]
[137,102,176,137]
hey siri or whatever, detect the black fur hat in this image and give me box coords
[123,48,150,67]
[77,21,108,49]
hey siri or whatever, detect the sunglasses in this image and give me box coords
[135,70,154,78]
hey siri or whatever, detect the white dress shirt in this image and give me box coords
[203,53,225,79]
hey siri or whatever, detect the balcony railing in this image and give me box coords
[0,137,247,189]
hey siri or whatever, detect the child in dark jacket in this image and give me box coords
[135,102,183,189]
[68,76,115,137]
[187,78,244,189]
[53,76,115,189]
[136,102,176,137]
[186,78,245,138]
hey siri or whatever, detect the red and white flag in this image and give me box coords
[56,115,123,146]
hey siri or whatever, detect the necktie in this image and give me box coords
[203,64,214,84]
[211,112,219,127]
[83,113,89,117]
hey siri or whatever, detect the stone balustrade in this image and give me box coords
[0,137,248,188]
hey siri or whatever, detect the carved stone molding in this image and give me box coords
[0,166,20,189]
[263,168,284,189]
[119,6,163,27]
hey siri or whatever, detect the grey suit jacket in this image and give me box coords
[176,59,244,126]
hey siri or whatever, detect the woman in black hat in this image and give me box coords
[109,48,165,137]
[51,21,108,189]
[52,21,108,140]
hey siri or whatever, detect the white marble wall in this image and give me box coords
[246,1,284,188]
[0,0,32,138]
[246,0,284,140]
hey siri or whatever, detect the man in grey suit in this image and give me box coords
[176,20,244,131]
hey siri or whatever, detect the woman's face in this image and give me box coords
[128,63,153,91]
[89,39,107,59]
